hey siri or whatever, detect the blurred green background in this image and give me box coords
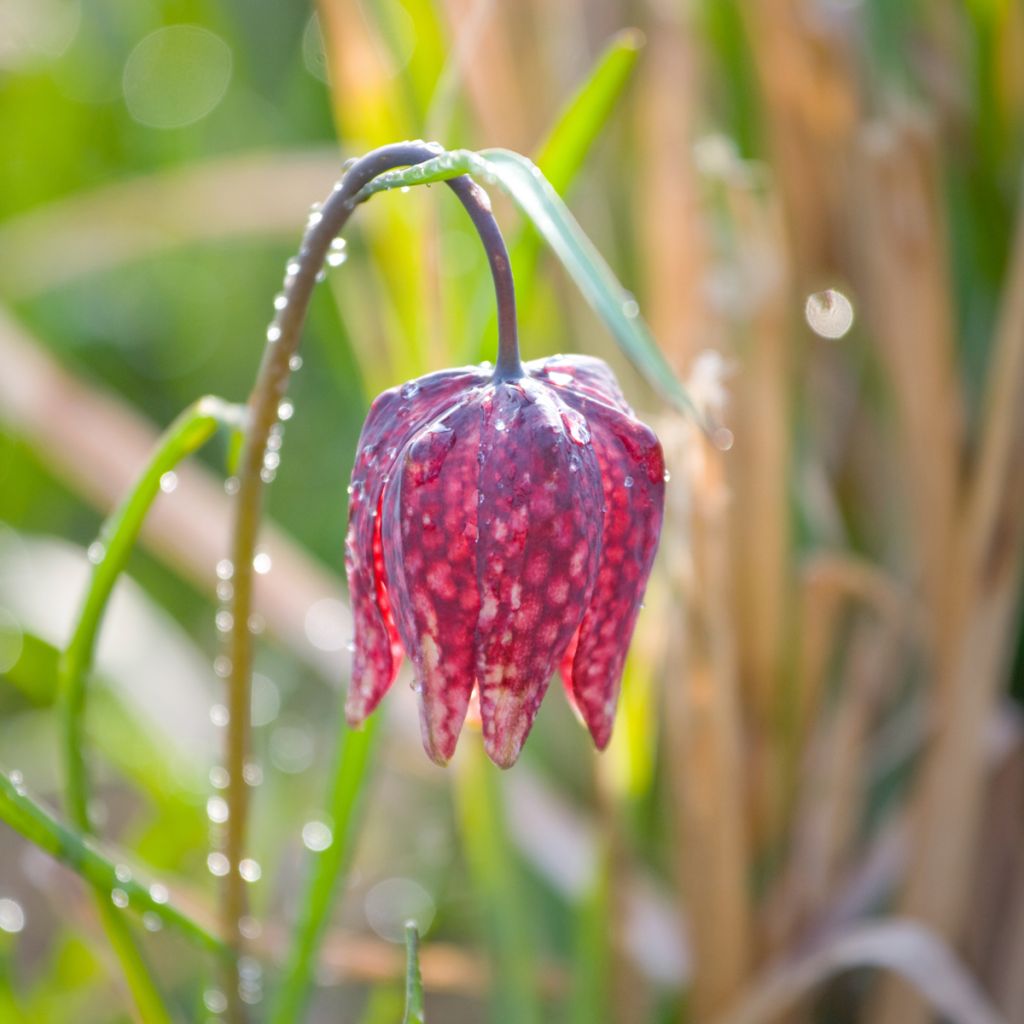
[1,1,1023,1023]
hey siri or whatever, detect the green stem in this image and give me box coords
[402,923,425,1024]
[453,741,541,1024]
[54,395,243,1022]
[267,716,381,1024]
[0,769,229,957]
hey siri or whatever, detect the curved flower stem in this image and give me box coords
[223,141,518,1021]
[55,395,243,1022]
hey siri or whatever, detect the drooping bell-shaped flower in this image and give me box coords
[344,353,665,768]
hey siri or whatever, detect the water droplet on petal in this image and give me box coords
[400,380,420,399]
[624,476,634,488]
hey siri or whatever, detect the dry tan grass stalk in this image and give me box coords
[634,10,719,370]
[664,424,752,1021]
[875,173,1024,1023]
[438,0,532,150]
[740,0,859,279]
[853,116,964,643]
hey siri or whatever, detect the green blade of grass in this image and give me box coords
[267,714,381,1024]
[0,769,229,958]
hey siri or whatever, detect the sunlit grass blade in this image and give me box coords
[354,150,700,422]
[0,769,229,957]
[59,396,245,832]
[534,29,643,196]
[402,923,426,1024]
[454,741,541,1024]
[268,715,382,1024]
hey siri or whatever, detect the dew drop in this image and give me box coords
[253,552,272,575]
[239,916,261,940]
[547,370,573,386]
[210,704,230,728]
[307,210,323,227]
[216,581,233,602]
[289,355,303,371]
[224,477,240,496]
[400,380,420,399]
[243,762,263,787]
[115,864,132,884]
[216,559,234,581]
[663,468,672,482]
[400,186,411,194]
[804,288,854,339]
[495,419,506,432]
[260,467,277,484]
[302,820,333,852]
[624,476,634,489]
[273,293,287,311]
[266,325,282,343]
[206,852,229,877]
[326,249,347,267]
[712,426,735,452]
[209,766,229,789]
[159,471,178,494]
[9,770,25,796]
[214,656,231,679]
[263,452,280,473]
[215,610,233,633]
[110,888,129,909]
[143,912,163,932]
[87,542,105,565]
[286,260,300,277]
[622,297,640,319]
[0,899,25,934]
[207,796,229,824]
[149,883,169,905]
[239,858,261,883]
[277,399,294,421]
[203,988,228,1014]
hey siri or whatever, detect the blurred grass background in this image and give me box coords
[1,0,1023,1022]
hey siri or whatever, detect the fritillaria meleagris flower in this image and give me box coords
[344,354,665,768]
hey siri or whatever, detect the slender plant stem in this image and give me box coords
[53,395,242,1023]
[224,142,518,1022]
[0,769,229,957]
[453,740,541,1024]
[402,922,426,1024]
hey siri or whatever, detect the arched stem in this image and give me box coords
[222,141,518,1021]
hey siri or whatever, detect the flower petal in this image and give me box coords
[556,393,665,748]
[528,353,632,415]
[382,400,483,765]
[474,379,603,767]
[345,367,486,726]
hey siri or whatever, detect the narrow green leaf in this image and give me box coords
[0,769,229,958]
[534,29,644,196]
